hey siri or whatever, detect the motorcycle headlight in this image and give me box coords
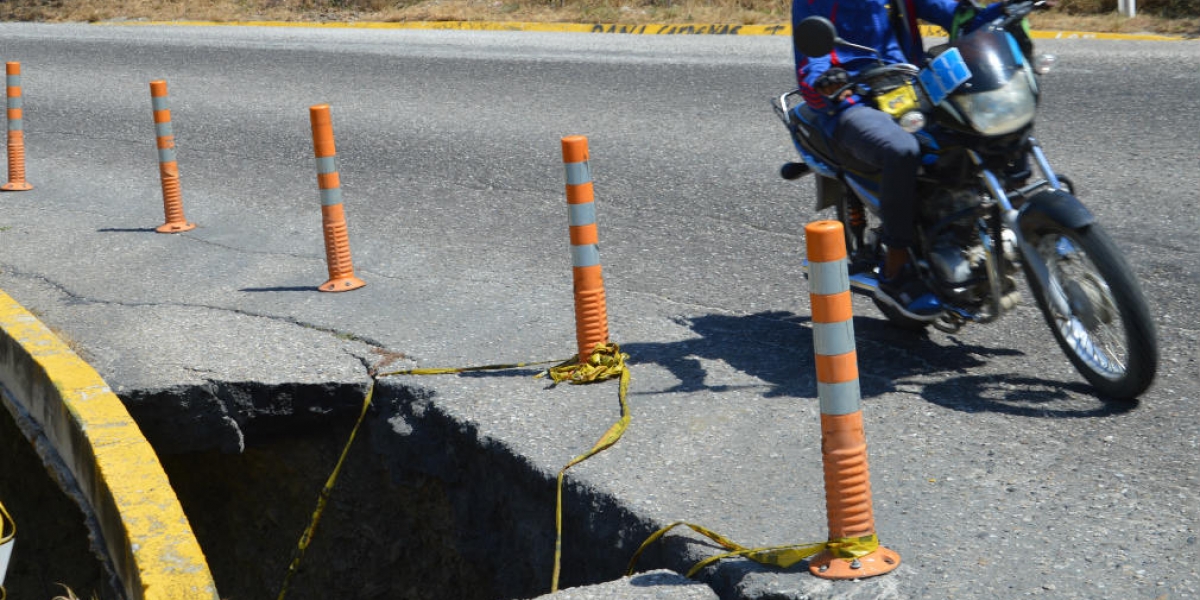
[898,111,926,133]
[951,72,1036,136]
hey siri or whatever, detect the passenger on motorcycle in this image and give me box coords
[791,0,1003,321]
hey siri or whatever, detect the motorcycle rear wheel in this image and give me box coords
[1021,221,1157,400]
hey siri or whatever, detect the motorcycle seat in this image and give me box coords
[792,104,881,177]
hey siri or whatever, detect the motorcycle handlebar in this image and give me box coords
[837,62,919,97]
[999,0,1045,26]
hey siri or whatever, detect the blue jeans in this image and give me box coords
[833,104,921,250]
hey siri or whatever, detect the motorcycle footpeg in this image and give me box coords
[847,271,880,295]
[780,162,811,180]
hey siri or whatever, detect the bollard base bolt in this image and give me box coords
[156,221,196,234]
[809,546,900,580]
[319,276,366,293]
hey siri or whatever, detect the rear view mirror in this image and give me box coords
[794,17,838,57]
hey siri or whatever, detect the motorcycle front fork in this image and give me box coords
[969,139,1073,321]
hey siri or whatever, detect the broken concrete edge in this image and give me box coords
[121,379,374,455]
[532,569,719,599]
[0,289,219,600]
[363,376,770,600]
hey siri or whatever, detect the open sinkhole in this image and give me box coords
[5,379,671,600]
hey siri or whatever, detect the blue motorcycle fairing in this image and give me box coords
[1005,31,1026,68]
[843,174,882,210]
[794,142,840,179]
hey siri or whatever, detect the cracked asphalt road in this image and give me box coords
[0,22,1196,599]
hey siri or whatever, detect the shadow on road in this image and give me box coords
[97,227,158,233]
[621,311,1136,418]
[238,286,320,292]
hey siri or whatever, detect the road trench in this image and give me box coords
[5,377,658,600]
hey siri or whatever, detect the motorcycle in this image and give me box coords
[776,2,1157,399]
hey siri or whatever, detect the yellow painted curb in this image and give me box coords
[918,23,1184,41]
[1028,28,1184,41]
[105,19,786,34]
[100,18,1189,40]
[0,290,218,600]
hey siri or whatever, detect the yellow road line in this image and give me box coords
[99,18,1188,40]
[0,291,218,600]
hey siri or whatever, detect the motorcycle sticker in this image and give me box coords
[920,47,972,106]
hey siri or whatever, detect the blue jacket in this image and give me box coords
[792,0,960,113]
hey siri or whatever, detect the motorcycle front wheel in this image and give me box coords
[1021,221,1157,400]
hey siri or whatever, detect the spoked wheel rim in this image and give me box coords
[1036,232,1129,381]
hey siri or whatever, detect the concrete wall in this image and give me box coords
[0,290,218,600]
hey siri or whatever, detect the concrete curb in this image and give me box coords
[0,290,219,600]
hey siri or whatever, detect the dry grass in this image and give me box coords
[0,0,790,24]
[1,0,1196,35]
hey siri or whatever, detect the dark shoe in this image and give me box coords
[875,266,943,322]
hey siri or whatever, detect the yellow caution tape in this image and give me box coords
[0,498,12,545]
[282,343,631,597]
[626,521,879,578]
[375,357,565,378]
[540,343,632,592]
[538,342,629,386]
[276,382,375,600]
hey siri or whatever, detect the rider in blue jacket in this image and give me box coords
[792,0,1001,321]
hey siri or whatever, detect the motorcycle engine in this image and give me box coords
[920,189,984,291]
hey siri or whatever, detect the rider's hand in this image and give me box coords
[814,68,850,98]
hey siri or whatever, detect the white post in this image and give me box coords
[0,502,13,590]
[1118,0,1136,18]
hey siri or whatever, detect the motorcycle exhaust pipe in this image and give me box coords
[781,162,812,180]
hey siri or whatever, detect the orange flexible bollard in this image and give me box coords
[309,104,365,293]
[149,80,196,233]
[2,62,32,191]
[805,220,900,580]
[561,135,609,359]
